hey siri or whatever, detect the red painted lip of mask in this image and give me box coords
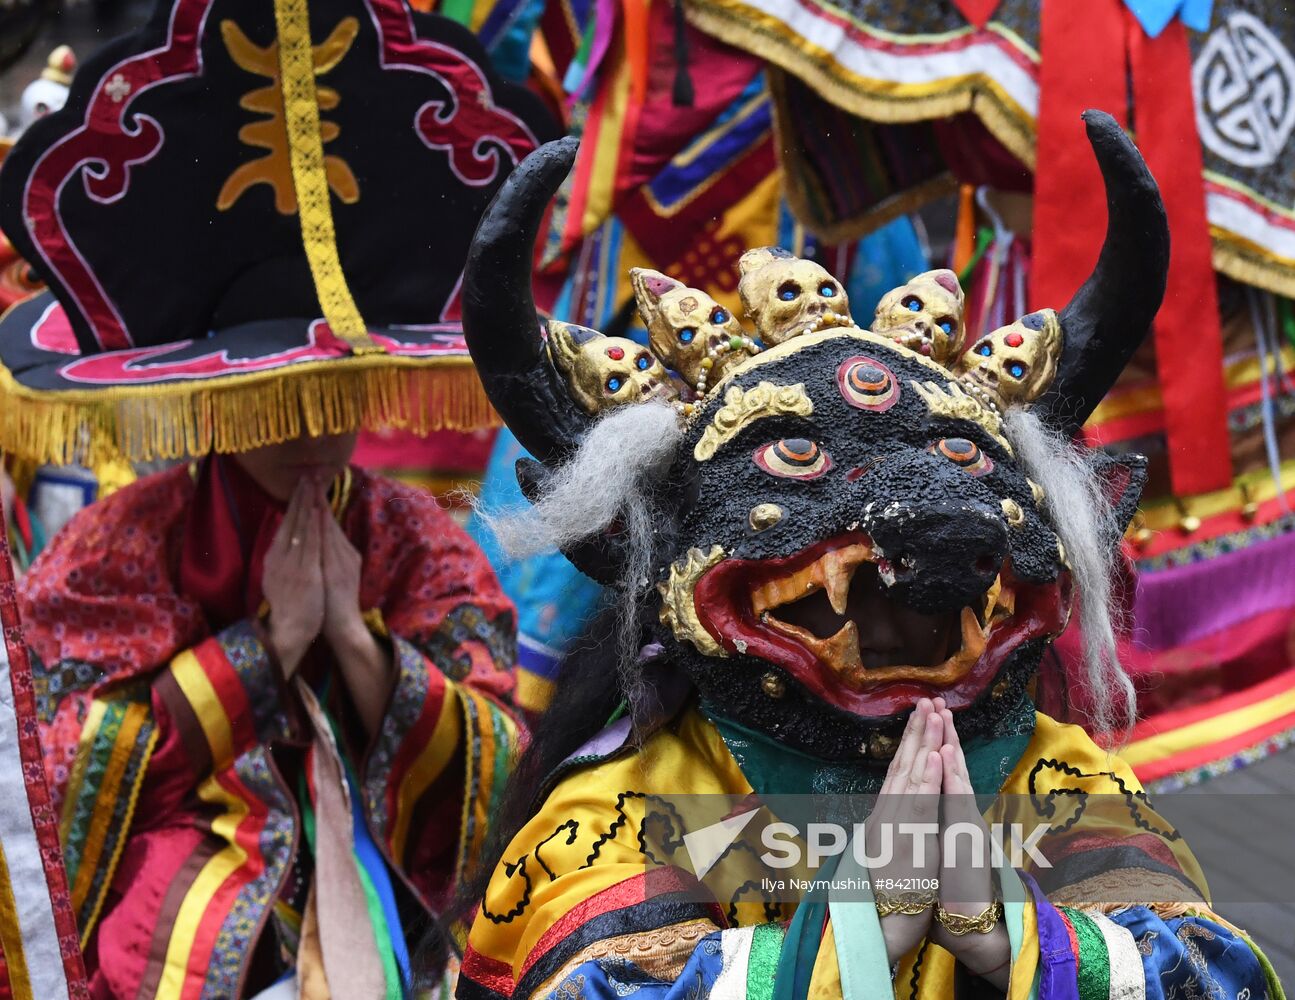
[692,531,1070,718]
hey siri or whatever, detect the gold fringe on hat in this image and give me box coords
[0,356,499,466]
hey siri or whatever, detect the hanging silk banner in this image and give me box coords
[0,521,88,998]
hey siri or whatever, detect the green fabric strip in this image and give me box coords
[63,700,129,884]
[774,898,824,1000]
[747,923,784,1000]
[487,700,513,825]
[1242,930,1288,1000]
[354,855,402,1000]
[958,226,998,285]
[570,17,597,78]
[298,769,317,852]
[1279,295,1295,349]
[1062,907,1111,1000]
[828,852,893,1000]
[774,853,842,1000]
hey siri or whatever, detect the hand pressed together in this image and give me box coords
[261,477,393,735]
[262,478,327,676]
[870,698,1012,988]
[320,495,367,652]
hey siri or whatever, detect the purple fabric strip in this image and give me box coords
[560,662,691,766]
[568,0,617,103]
[565,714,633,763]
[1019,870,1080,1000]
[1133,527,1295,650]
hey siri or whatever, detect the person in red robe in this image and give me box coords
[19,431,518,997]
[0,0,557,992]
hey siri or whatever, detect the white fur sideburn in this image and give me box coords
[1005,407,1136,740]
[474,401,684,717]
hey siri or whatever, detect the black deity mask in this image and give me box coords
[463,111,1167,760]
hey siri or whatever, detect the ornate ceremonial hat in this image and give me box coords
[0,0,558,465]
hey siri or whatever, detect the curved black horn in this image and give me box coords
[1034,110,1170,436]
[463,136,592,464]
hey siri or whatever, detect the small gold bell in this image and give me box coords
[1127,511,1153,548]
[1172,498,1200,534]
[1240,482,1259,522]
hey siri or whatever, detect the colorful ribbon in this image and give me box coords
[1032,0,1232,496]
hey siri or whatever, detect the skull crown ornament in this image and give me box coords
[871,268,968,363]
[955,310,1064,408]
[463,110,1168,759]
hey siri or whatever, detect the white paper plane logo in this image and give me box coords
[682,807,761,879]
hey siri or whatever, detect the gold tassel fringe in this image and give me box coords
[687,2,1038,167]
[0,358,500,466]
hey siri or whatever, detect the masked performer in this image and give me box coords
[0,0,556,995]
[454,114,1283,998]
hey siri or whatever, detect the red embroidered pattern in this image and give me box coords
[0,517,90,995]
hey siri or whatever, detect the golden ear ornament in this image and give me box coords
[658,546,728,656]
[909,380,1012,453]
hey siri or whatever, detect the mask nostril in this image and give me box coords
[974,555,998,576]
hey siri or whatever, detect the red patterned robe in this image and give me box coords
[19,463,519,998]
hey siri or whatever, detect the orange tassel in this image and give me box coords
[952,184,976,275]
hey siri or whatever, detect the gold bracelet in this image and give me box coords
[934,900,1003,935]
[874,890,936,917]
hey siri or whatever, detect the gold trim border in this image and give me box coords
[0,354,497,465]
[272,0,376,351]
[686,0,1037,167]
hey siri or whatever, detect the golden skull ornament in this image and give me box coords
[954,310,1063,408]
[871,269,966,363]
[630,268,753,388]
[737,247,852,346]
[546,322,677,414]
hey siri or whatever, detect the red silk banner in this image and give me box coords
[1128,18,1233,496]
[1031,0,1127,316]
[1032,0,1232,496]
[0,517,89,997]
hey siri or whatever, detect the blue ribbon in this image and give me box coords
[1122,0,1213,38]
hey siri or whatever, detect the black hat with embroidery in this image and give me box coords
[0,0,558,465]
